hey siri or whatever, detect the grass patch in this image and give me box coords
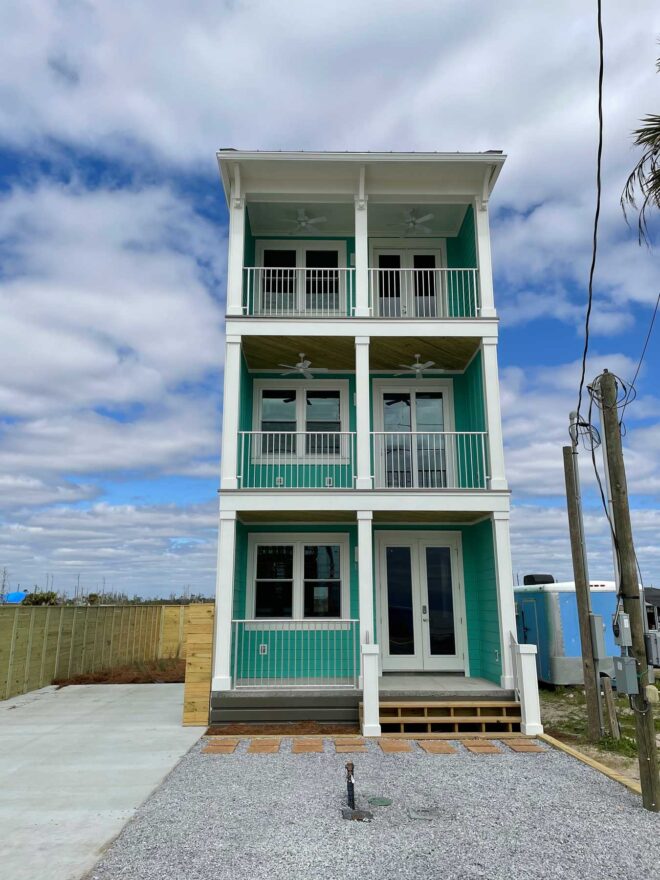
[54,657,185,687]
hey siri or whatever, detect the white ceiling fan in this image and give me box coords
[278,353,329,380]
[402,209,434,234]
[394,353,436,380]
[288,208,327,233]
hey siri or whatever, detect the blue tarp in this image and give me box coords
[3,591,27,604]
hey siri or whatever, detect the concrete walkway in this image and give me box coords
[0,684,203,880]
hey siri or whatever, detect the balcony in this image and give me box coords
[369,268,479,318]
[241,266,479,318]
[243,267,355,317]
[236,430,488,490]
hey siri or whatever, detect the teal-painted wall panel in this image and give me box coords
[445,206,478,316]
[231,524,360,681]
[446,205,477,268]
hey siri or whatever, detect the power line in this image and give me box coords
[576,0,605,422]
[620,291,660,423]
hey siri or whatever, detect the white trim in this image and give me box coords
[245,532,351,621]
[374,530,468,673]
[255,239,347,268]
[368,238,447,268]
[371,378,455,434]
[251,379,350,464]
[226,317,499,340]
[221,491,512,514]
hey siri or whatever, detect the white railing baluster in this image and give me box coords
[370,431,488,489]
[367,268,480,318]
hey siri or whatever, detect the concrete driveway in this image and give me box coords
[0,684,203,880]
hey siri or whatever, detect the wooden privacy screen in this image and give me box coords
[182,603,214,726]
[0,604,187,701]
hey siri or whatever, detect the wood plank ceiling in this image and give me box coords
[242,335,479,372]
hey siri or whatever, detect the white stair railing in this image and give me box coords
[510,632,543,735]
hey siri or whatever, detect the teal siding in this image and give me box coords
[231,524,360,681]
[446,205,477,268]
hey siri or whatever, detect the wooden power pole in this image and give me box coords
[563,439,602,742]
[599,370,659,812]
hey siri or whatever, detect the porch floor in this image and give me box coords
[379,673,506,698]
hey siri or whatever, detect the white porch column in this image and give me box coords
[220,336,242,491]
[492,511,516,690]
[355,337,372,490]
[512,642,543,735]
[357,510,380,735]
[474,198,496,319]
[212,509,237,691]
[226,166,246,317]
[354,191,370,316]
[481,338,508,491]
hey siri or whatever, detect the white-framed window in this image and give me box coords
[252,379,350,460]
[254,240,348,313]
[246,533,351,620]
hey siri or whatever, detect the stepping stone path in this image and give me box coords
[202,736,545,756]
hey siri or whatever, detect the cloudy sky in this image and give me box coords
[0,1,659,597]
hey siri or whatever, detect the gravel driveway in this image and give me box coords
[88,738,658,880]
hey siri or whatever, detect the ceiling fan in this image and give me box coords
[394,353,436,380]
[402,209,434,234]
[279,353,329,380]
[288,208,327,233]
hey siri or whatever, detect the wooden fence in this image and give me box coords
[182,603,214,726]
[0,604,188,701]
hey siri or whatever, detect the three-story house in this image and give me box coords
[210,150,541,737]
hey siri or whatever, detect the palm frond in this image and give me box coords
[621,88,660,245]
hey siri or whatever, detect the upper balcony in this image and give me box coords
[219,151,505,324]
[238,200,481,319]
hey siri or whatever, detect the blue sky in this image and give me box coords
[0,0,659,597]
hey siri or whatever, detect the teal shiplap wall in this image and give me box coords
[446,205,477,269]
[231,524,360,681]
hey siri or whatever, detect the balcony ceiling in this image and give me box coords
[246,201,468,238]
[237,510,488,524]
[242,335,480,372]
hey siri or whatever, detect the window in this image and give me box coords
[255,241,347,314]
[254,380,349,459]
[248,534,349,619]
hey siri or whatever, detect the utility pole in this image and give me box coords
[563,421,602,741]
[599,370,659,812]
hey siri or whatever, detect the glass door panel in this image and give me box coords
[262,249,296,312]
[305,249,340,313]
[383,393,412,487]
[413,253,437,317]
[424,546,456,656]
[414,392,445,488]
[377,253,401,316]
[385,546,416,655]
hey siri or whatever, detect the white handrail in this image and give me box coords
[368,267,480,318]
[231,618,360,689]
[371,431,488,489]
[243,267,355,316]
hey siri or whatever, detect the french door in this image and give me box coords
[377,533,467,672]
[375,387,449,489]
[373,248,443,317]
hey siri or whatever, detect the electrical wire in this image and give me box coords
[619,291,660,425]
[576,0,605,423]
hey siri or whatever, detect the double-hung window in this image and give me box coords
[254,380,348,460]
[249,534,349,619]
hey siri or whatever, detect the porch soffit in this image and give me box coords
[236,510,487,525]
[241,334,480,373]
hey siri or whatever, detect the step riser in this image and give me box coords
[364,700,523,736]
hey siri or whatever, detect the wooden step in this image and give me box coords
[360,699,523,736]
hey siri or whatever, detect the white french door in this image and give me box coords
[376,532,467,672]
[373,248,444,317]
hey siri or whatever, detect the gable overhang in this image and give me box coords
[216,150,506,207]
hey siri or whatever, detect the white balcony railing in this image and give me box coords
[371,431,488,489]
[231,619,360,688]
[369,268,480,318]
[243,267,355,316]
[237,431,356,489]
